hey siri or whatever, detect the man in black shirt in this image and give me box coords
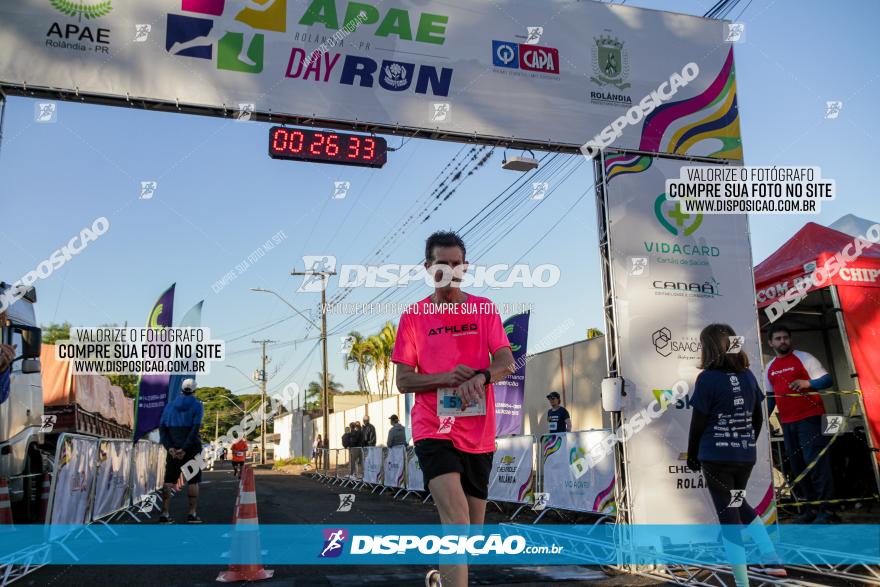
[546,391,571,433]
[362,415,377,447]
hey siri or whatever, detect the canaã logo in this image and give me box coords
[50,0,112,21]
[590,34,630,90]
[654,193,703,236]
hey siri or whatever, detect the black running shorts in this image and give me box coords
[164,446,203,485]
[414,438,493,500]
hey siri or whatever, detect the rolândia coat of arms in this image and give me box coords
[590,34,631,90]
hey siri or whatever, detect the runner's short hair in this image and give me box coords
[425,231,466,263]
[767,324,791,342]
[699,323,749,372]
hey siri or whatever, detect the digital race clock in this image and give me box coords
[268,127,387,168]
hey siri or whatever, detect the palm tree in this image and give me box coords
[306,372,343,412]
[364,321,397,396]
[344,331,373,391]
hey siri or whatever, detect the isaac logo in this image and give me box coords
[654,193,703,236]
[165,0,287,73]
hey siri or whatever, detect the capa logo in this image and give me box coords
[319,528,348,558]
[492,40,559,74]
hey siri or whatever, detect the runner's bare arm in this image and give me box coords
[455,347,516,408]
[395,363,472,393]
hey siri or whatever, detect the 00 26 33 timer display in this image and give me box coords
[268,127,387,168]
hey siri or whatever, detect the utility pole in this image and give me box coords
[215,410,219,442]
[253,339,276,465]
[291,269,335,469]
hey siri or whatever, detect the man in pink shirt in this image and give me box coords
[393,231,515,587]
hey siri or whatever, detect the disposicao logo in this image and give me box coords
[655,193,703,236]
[166,0,287,73]
[319,528,348,558]
[492,40,559,74]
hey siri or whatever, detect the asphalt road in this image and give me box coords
[20,461,871,587]
[22,461,664,587]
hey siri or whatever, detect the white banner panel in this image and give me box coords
[91,439,132,521]
[49,434,99,525]
[363,447,384,485]
[0,0,739,154]
[132,440,152,503]
[539,431,616,514]
[488,435,534,504]
[405,447,424,492]
[382,445,406,488]
[602,152,775,527]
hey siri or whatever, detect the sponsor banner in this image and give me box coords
[134,284,175,440]
[132,440,154,503]
[405,447,424,491]
[363,447,384,485]
[494,312,529,436]
[539,431,616,514]
[91,439,133,521]
[382,445,406,488]
[488,435,534,504]
[49,434,99,526]
[0,1,737,154]
[11,525,873,565]
[602,152,774,530]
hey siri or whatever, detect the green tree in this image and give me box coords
[41,322,71,344]
[306,373,342,413]
[364,321,397,396]
[344,331,373,391]
[587,328,604,339]
[195,386,262,442]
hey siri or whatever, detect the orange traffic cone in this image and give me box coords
[0,477,13,525]
[216,465,273,582]
[38,473,51,523]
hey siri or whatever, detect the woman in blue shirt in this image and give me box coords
[687,323,785,584]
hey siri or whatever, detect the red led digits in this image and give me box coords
[268,127,385,168]
[288,130,304,153]
[326,134,340,156]
[348,136,361,159]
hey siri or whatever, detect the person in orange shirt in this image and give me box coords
[231,438,248,479]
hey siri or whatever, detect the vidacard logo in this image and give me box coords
[654,193,703,236]
[166,0,287,73]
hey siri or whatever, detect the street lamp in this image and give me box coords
[226,362,270,464]
[251,284,333,470]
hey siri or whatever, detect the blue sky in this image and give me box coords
[1,0,878,399]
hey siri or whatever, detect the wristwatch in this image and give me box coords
[477,369,491,386]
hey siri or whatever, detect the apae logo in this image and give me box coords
[46,0,112,53]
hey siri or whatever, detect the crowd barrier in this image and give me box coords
[45,433,169,529]
[310,432,619,521]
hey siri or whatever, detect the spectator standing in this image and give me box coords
[362,415,377,447]
[387,414,407,447]
[764,324,837,523]
[546,391,571,433]
[349,421,365,478]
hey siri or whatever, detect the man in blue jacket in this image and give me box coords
[159,378,204,523]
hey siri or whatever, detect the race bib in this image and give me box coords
[437,387,485,417]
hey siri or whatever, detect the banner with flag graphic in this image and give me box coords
[133,284,175,441]
[494,312,529,436]
[167,300,203,405]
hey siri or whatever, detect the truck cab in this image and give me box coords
[0,282,45,520]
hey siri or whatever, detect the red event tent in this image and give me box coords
[754,221,880,461]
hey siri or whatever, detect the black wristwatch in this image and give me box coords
[477,369,491,385]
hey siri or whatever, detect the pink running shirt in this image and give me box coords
[391,294,511,453]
